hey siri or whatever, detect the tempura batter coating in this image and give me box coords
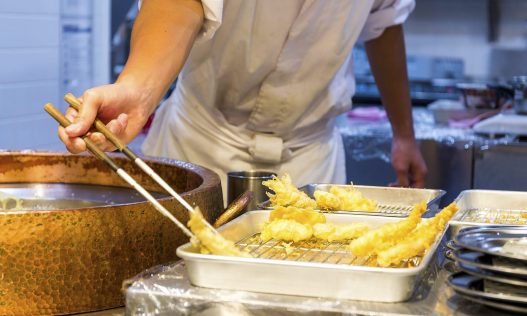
[376,203,458,267]
[262,174,317,208]
[188,207,251,257]
[314,186,378,212]
[269,205,326,226]
[261,219,313,242]
[313,222,370,242]
[313,190,340,210]
[348,202,427,256]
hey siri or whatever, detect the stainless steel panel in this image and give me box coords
[474,143,527,191]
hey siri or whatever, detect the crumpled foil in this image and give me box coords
[337,109,515,163]
[123,254,453,316]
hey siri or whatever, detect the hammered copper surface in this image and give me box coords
[0,151,223,316]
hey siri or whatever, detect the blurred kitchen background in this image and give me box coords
[1,0,527,199]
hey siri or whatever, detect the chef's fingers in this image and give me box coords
[87,132,116,152]
[394,168,410,188]
[410,162,427,189]
[88,113,128,151]
[58,126,87,154]
[56,107,86,153]
[65,89,101,137]
[65,107,78,121]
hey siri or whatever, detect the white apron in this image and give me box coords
[142,0,415,196]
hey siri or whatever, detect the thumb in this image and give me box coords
[65,90,100,137]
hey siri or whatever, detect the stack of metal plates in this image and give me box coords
[447,226,527,313]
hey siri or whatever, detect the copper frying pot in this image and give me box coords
[0,151,225,315]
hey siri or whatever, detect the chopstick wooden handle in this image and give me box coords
[64,93,129,153]
[44,103,119,171]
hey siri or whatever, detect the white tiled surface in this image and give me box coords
[0,1,110,150]
[0,0,61,150]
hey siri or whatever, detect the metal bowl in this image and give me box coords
[456,83,513,110]
[0,151,223,316]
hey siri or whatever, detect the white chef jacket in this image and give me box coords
[142,0,415,198]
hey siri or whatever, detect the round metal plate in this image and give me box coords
[455,227,527,261]
[447,272,527,305]
[457,262,527,287]
[453,248,527,276]
[455,292,527,314]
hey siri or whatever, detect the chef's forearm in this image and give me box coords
[117,0,204,113]
[364,25,415,140]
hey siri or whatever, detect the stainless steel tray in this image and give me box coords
[176,210,446,302]
[449,190,527,237]
[299,184,445,217]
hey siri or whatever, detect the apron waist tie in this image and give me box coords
[248,133,292,164]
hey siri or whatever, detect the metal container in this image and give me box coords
[512,76,527,114]
[177,210,445,303]
[449,189,527,238]
[456,83,513,109]
[227,171,276,211]
[300,184,445,217]
[0,151,223,316]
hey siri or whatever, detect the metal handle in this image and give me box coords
[213,191,253,228]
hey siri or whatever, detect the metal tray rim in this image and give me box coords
[301,184,445,206]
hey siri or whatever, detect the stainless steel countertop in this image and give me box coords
[123,240,512,316]
[337,107,516,145]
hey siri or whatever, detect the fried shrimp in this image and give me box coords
[348,202,427,256]
[261,219,313,242]
[188,207,251,257]
[313,190,340,210]
[269,205,326,226]
[376,203,458,267]
[262,174,317,208]
[313,222,370,242]
[314,186,378,212]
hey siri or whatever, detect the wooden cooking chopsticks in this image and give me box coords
[62,93,220,233]
[44,102,198,240]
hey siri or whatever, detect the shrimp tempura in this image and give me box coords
[188,207,251,257]
[261,219,313,242]
[376,203,458,267]
[313,222,370,242]
[348,202,427,256]
[262,174,317,208]
[269,205,326,226]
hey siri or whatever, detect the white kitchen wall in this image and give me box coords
[0,0,61,150]
[0,0,109,151]
[404,0,527,80]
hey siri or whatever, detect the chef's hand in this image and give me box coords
[390,137,427,188]
[58,82,153,153]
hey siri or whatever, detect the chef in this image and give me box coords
[59,0,427,195]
